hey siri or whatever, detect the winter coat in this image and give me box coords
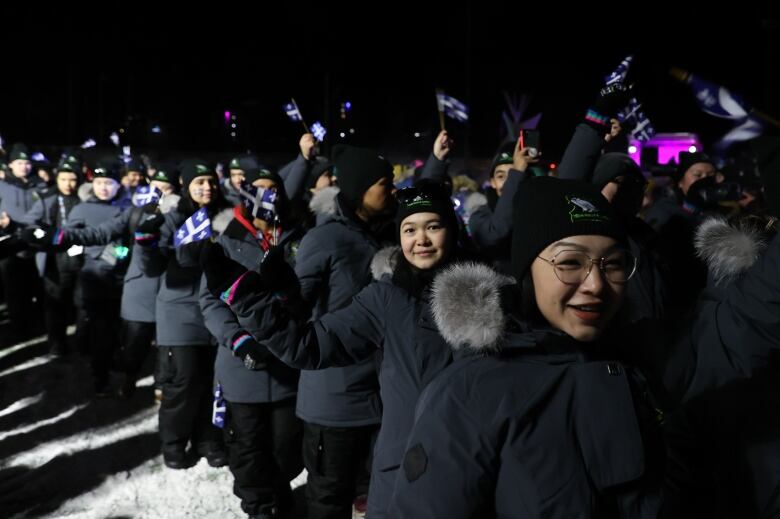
[66,195,129,302]
[137,198,233,346]
[62,199,172,323]
[226,246,454,517]
[259,186,383,427]
[388,232,780,518]
[199,212,302,404]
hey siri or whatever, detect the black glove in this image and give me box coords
[135,213,165,247]
[136,213,165,234]
[260,246,300,294]
[20,224,69,249]
[201,241,260,301]
[585,83,632,131]
[230,332,271,370]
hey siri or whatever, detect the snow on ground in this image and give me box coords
[0,307,373,518]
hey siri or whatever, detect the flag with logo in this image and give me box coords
[284,101,303,122]
[132,185,163,207]
[174,207,212,247]
[239,181,278,222]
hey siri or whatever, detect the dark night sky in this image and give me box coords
[2,7,778,167]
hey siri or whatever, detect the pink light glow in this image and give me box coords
[224,111,231,123]
[628,133,703,167]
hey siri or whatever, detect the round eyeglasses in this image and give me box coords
[537,249,637,285]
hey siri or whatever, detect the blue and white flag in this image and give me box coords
[605,55,632,85]
[619,98,656,143]
[132,185,162,207]
[212,383,225,428]
[688,75,750,120]
[436,92,469,122]
[109,132,120,147]
[239,181,278,222]
[31,152,47,162]
[284,101,302,122]
[715,116,764,151]
[311,121,327,142]
[604,56,655,142]
[174,207,212,247]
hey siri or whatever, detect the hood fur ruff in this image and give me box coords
[309,186,340,217]
[431,262,515,353]
[694,216,768,286]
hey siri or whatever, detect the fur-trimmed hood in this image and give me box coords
[694,216,769,286]
[211,207,235,235]
[431,262,515,353]
[464,192,488,216]
[370,246,400,280]
[309,186,340,217]
[159,193,181,214]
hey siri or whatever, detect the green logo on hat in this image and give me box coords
[19,153,28,160]
[229,159,240,169]
[566,196,608,223]
[196,164,210,174]
[156,171,169,181]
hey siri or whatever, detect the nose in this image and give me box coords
[580,260,607,294]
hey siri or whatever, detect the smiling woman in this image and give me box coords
[389,175,780,517]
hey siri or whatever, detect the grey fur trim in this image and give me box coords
[371,246,400,280]
[78,183,92,202]
[309,186,340,217]
[159,194,180,214]
[464,192,488,215]
[431,262,515,352]
[211,208,235,235]
[694,216,767,286]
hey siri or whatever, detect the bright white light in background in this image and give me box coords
[339,132,346,138]
[231,124,236,128]
[628,145,637,154]
[689,146,697,153]
[349,128,355,134]
[151,126,161,134]
[414,132,421,138]
[230,132,236,137]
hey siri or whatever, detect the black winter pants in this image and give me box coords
[224,398,303,516]
[118,320,155,376]
[42,272,78,354]
[156,345,222,456]
[302,422,377,519]
[0,255,40,333]
[83,298,121,391]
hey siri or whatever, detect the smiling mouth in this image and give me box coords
[568,303,606,322]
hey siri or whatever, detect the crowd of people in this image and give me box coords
[1,80,779,519]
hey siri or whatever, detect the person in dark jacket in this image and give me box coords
[211,145,395,519]
[199,165,305,519]
[64,159,131,394]
[386,176,780,518]
[643,152,720,311]
[136,159,230,469]
[23,164,181,395]
[203,180,465,518]
[18,159,84,355]
[0,143,46,336]
[423,133,539,273]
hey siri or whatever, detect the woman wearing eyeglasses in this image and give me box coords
[387,176,780,518]
[202,179,472,519]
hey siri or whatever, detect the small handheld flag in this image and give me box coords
[436,91,469,125]
[311,121,327,142]
[174,207,212,247]
[239,181,278,223]
[132,185,163,207]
